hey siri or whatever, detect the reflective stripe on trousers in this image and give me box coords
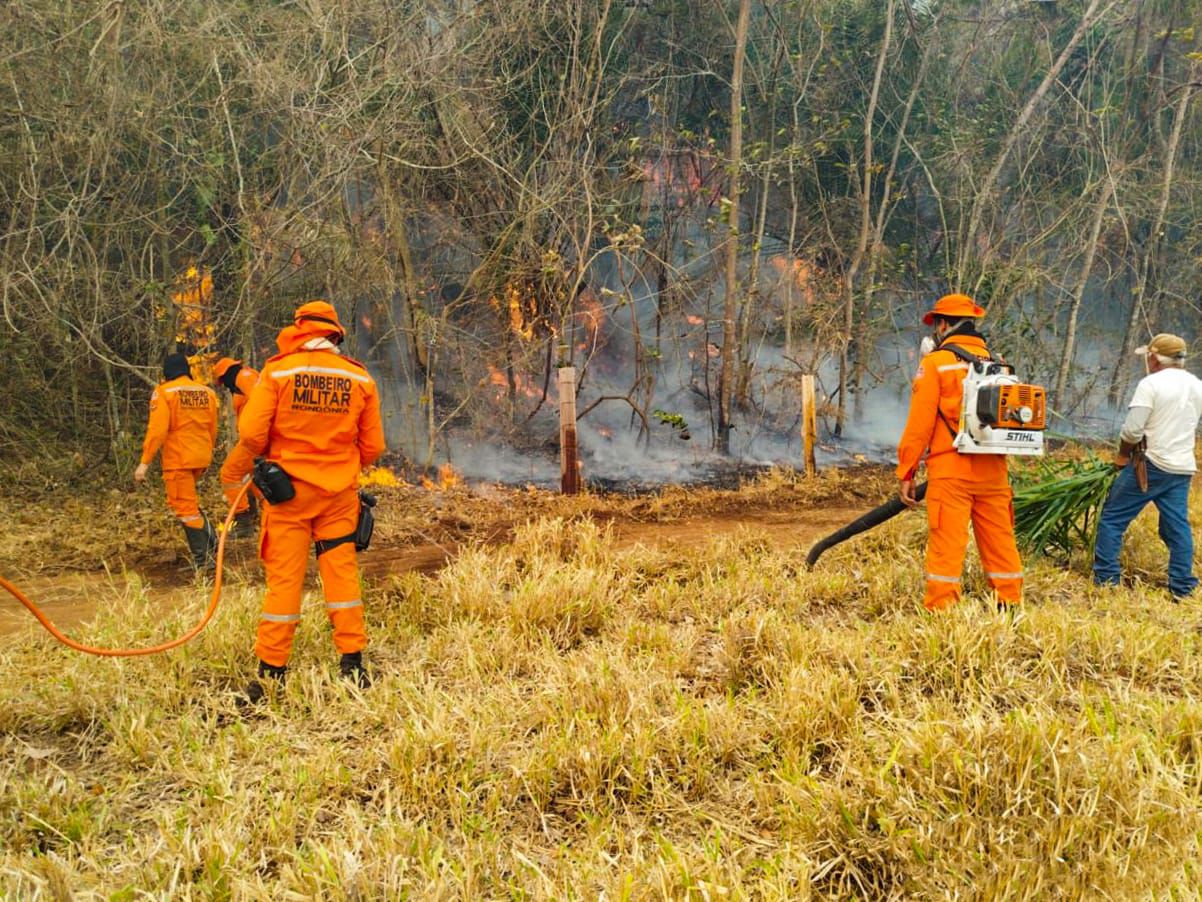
[926,572,960,584]
[261,612,301,623]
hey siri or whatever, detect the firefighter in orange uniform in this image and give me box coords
[212,357,261,537]
[229,301,385,700]
[134,352,220,569]
[897,294,1023,611]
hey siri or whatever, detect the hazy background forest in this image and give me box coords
[2,0,1200,487]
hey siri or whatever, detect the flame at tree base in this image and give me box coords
[421,462,462,491]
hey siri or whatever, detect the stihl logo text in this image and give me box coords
[1004,431,1036,442]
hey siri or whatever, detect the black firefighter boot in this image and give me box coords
[339,652,372,689]
[182,516,218,573]
[245,659,288,705]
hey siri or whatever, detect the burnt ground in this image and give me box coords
[0,466,893,637]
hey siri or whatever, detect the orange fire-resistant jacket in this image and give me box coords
[140,375,219,470]
[230,365,260,421]
[896,333,1008,485]
[235,327,385,494]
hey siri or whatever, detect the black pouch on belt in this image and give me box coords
[354,491,377,551]
[315,491,377,556]
[252,458,296,505]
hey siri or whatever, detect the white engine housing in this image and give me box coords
[953,364,1045,457]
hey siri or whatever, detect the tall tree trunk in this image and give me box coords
[735,161,772,409]
[717,0,751,454]
[1054,177,1113,410]
[1109,67,1197,405]
[784,153,799,361]
[838,0,894,434]
[854,3,934,418]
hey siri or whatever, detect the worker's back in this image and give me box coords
[239,348,384,493]
[1132,366,1202,473]
[898,333,1007,483]
[146,375,218,470]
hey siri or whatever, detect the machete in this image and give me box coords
[804,481,928,569]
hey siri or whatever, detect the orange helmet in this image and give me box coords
[212,357,241,380]
[922,293,985,326]
[293,300,346,342]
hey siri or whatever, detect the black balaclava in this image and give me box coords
[937,317,984,346]
[163,352,191,380]
[220,363,243,394]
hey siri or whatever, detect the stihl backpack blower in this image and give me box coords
[941,343,1046,457]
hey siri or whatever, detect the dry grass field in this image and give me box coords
[2,467,1201,898]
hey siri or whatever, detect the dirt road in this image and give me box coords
[0,500,868,639]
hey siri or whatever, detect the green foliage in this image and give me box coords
[652,408,690,434]
[1013,455,1117,557]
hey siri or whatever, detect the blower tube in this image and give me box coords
[805,481,928,570]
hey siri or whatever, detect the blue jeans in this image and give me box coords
[1092,460,1198,599]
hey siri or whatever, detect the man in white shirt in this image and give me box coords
[1093,333,1202,600]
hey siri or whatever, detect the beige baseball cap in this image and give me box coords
[1135,333,1187,358]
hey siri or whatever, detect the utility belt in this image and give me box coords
[252,458,377,554]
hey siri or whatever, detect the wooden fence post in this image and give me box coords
[558,366,580,494]
[801,373,817,477]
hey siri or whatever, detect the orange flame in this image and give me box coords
[574,288,606,354]
[486,366,508,390]
[421,462,462,491]
[506,283,536,341]
[483,364,542,401]
[768,255,818,306]
[642,152,712,207]
[170,264,216,379]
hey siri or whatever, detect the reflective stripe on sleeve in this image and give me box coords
[926,573,961,584]
[260,612,301,623]
[936,363,970,373]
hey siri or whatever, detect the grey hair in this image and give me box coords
[1155,353,1185,367]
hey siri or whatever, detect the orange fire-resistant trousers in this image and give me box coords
[255,479,366,667]
[163,468,206,528]
[220,442,256,515]
[924,478,1023,611]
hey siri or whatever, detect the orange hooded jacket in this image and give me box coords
[140,375,219,470]
[213,358,261,420]
[230,366,260,420]
[234,320,385,493]
[896,333,1008,485]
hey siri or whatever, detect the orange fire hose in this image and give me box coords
[0,480,253,657]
